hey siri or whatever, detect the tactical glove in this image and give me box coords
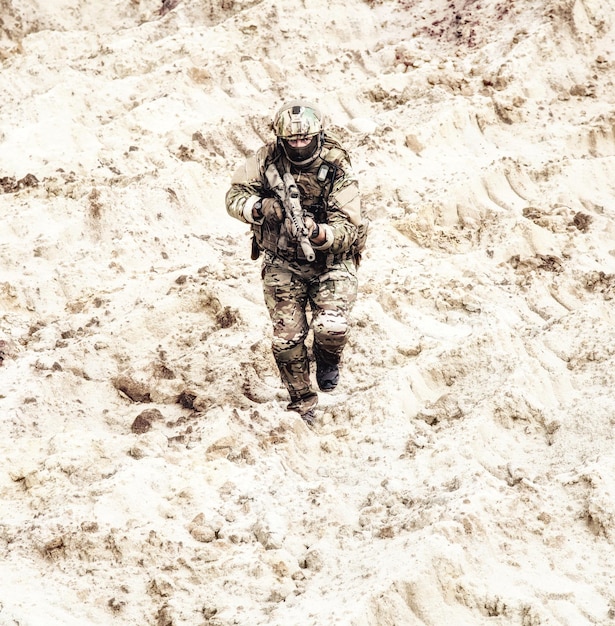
[304,216,316,238]
[284,215,320,241]
[260,198,283,222]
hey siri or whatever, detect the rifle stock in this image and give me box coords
[265,164,315,262]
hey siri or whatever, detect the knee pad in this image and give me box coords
[313,309,348,344]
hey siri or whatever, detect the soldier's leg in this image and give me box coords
[262,263,317,413]
[310,260,358,390]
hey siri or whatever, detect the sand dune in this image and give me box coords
[1,0,615,624]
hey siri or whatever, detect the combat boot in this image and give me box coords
[316,361,339,391]
[300,409,316,426]
[314,344,339,392]
[286,390,318,416]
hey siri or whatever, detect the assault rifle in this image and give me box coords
[264,163,315,262]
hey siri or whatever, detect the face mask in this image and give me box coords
[281,135,320,165]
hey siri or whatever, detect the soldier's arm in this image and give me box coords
[311,162,360,254]
[225,148,269,224]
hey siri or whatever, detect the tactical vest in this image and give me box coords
[251,133,367,266]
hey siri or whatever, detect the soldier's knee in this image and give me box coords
[313,309,348,342]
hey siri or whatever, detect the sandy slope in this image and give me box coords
[1,0,615,624]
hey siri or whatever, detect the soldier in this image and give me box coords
[225,100,365,425]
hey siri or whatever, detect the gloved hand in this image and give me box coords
[260,198,283,222]
[284,215,321,242]
[303,216,323,241]
[303,216,315,236]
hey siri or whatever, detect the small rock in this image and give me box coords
[190,526,216,543]
[405,134,424,154]
[131,414,152,434]
[188,513,219,543]
[0,339,18,364]
[113,375,152,403]
[131,408,165,434]
[177,390,197,409]
[348,117,378,134]
[253,516,285,550]
[303,548,324,571]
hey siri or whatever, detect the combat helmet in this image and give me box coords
[273,100,325,166]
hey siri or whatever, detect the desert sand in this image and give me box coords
[1,0,615,624]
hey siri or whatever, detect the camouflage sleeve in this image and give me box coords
[225,146,269,224]
[330,162,361,227]
[316,158,360,255]
[317,206,359,255]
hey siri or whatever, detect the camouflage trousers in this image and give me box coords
[262,254,358,414]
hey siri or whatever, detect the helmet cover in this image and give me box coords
[272,100,324,139]
[273,100,325,165]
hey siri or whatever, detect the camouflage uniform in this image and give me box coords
[226,116,361,416]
